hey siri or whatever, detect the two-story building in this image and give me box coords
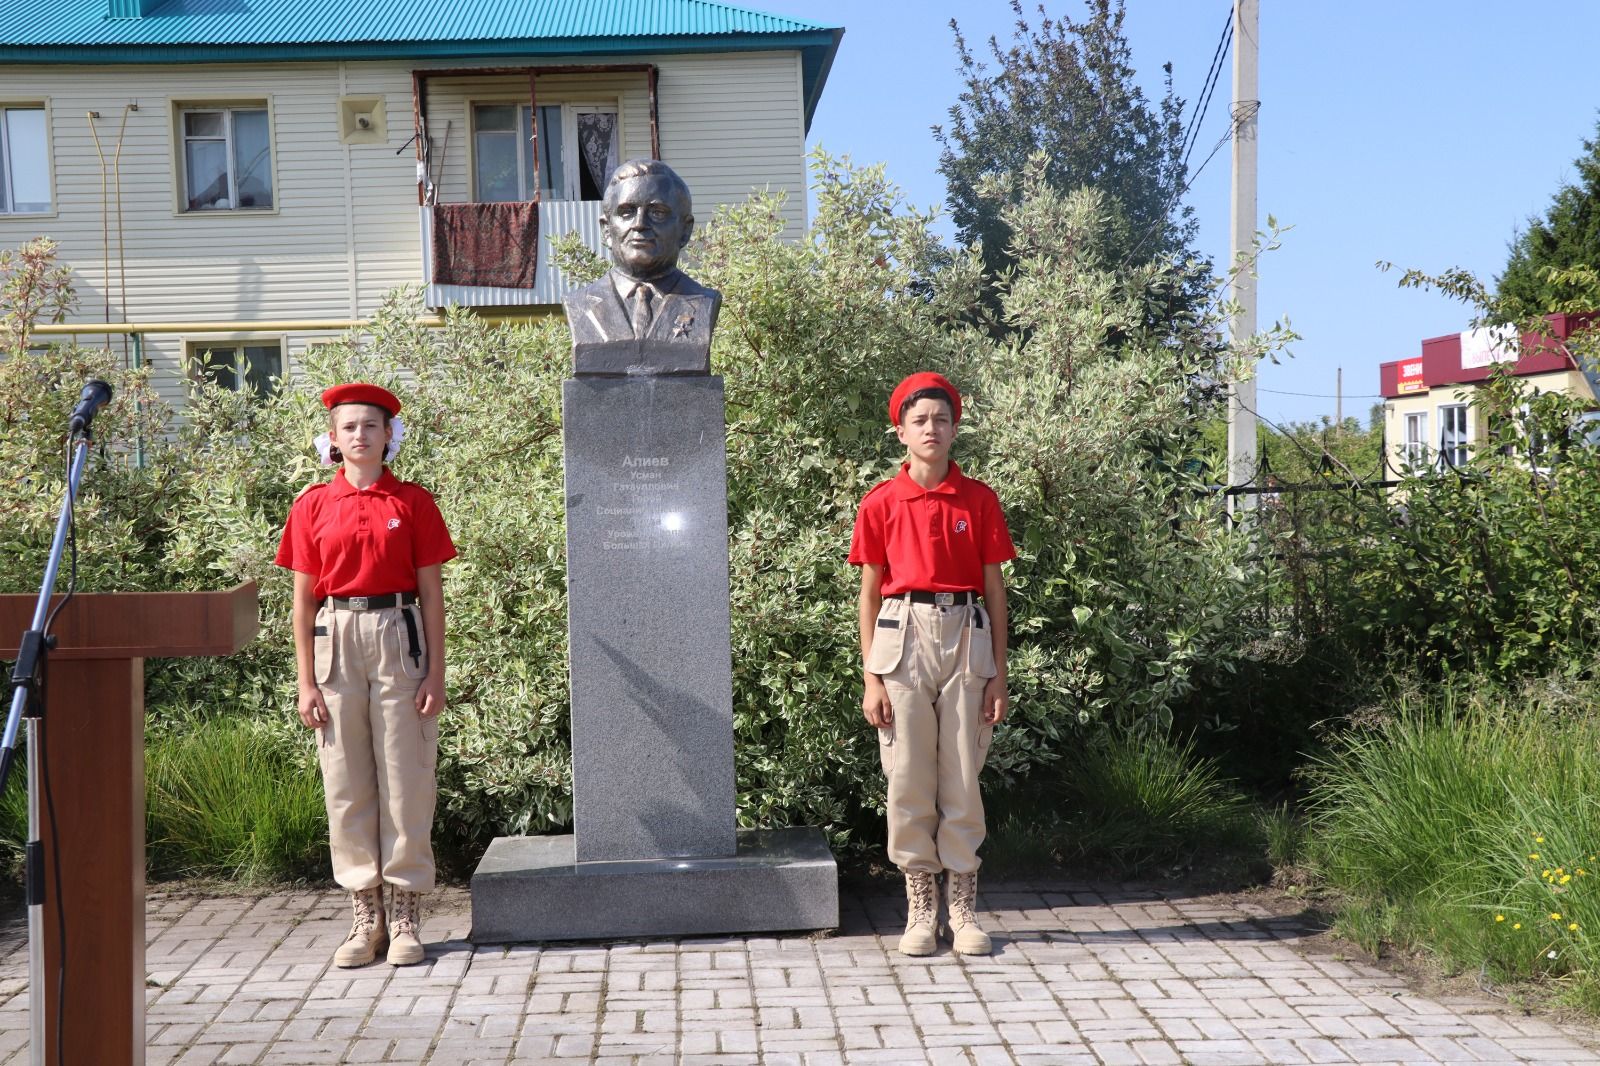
[0,0,842,410]
[1378,312,1598,472]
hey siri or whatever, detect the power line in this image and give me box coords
[1259,387,1385,399]
[1113,2,1248,273]
[1181,103,1255,203]
[1180,10,1234,174]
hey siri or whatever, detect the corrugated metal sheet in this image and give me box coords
[0,0,831,46]
[1,0,844,130]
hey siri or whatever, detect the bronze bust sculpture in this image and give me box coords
[564,159,722,376]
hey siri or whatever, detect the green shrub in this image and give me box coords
[1338,376,1600,678]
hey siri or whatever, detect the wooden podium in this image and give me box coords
[0,581,258,1066]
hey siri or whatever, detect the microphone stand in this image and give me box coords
[3,427,94,1066]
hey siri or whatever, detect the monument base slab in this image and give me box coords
[469,827,838,942]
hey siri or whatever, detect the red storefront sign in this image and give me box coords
[1397,359,1426,394]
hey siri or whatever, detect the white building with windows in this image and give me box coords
[1379,313,1598,474]
[0,0,842,410]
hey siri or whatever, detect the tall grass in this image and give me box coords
[0,717,328,885]
[1065,727,1259,875]
[146,717,328,882]
[985,725,1261,879]
[1306,683,1600,1003]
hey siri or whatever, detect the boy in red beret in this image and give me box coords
[849,371,1015,956]
[275,383,456,967]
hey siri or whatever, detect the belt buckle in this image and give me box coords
[935,592,955,606]
[348,596,368,611]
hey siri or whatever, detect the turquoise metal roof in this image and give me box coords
[0,0,844,127]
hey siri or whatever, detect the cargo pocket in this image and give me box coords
[966,608,998,680]
[394,606,429,681]
[877,725,895,776]
[420,715,439,771]
[865,600,907,676]
[312,614,335,686]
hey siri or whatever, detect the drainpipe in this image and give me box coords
[131,331,145,469]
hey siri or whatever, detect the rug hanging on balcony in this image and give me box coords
[431,201,539,288]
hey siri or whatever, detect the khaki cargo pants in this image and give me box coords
[313,602,438,892]
[868,594,997,875]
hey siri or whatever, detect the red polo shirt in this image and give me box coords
[849,462,1015,595]
[275,468,457,600]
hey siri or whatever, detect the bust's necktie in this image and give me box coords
[629,283,655,337]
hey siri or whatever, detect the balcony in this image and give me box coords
[421,199,609,309]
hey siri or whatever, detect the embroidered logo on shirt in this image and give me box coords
[387,518,401,530]
[955,519,968,534]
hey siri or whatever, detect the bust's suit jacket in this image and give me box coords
[564,267,722,375]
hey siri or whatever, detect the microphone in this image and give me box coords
[66,380,113,436]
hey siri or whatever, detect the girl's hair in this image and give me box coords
[327,403,392,464]
[898,387,955,424]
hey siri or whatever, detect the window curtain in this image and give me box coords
[576,112,619,195]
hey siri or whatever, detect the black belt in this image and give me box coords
[322,593,424,669]
[894,590,979,607]
[324,592,417,611]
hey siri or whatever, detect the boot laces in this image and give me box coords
[391,889,420,936]
[349,888,381,938]
[907,873,938,925]
[949,872,978,926]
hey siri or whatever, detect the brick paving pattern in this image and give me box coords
[0,881,1594,1064]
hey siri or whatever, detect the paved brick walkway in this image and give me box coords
[0,881,1594,1065]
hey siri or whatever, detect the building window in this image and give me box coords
[0,106,50,215]
[191,341,282,397]
[471,102,618,203]
[179,106,273,211]
[1439,404,1469,468]
[1403,412,1428,466]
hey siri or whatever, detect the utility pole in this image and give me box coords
[1226,0,1260,514]
[1335,366,1343,430]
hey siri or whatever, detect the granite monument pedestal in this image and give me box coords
[470,159,836,942]
[473,828,837,941]
[470,376,838,941]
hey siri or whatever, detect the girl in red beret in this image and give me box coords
[848,372,1016,956]
[275,383,457,967]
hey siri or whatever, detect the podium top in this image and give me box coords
[0,580,259,660]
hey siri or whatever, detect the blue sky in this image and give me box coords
[780,1,1600,427]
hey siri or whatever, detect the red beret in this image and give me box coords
[889,372,961,426]
[321,383,401,417]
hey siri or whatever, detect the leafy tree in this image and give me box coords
[1498,116,1600,316]
[934,0,1200,316]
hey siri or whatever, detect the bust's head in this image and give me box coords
[600,159,695,281]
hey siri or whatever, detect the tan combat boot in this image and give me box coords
[333,886,387,968]
[387,887,426,966]
[898,870,940,956]
[946,870,992,955]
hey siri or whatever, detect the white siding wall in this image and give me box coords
[655,52,807,236]
[0,49,807,409]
